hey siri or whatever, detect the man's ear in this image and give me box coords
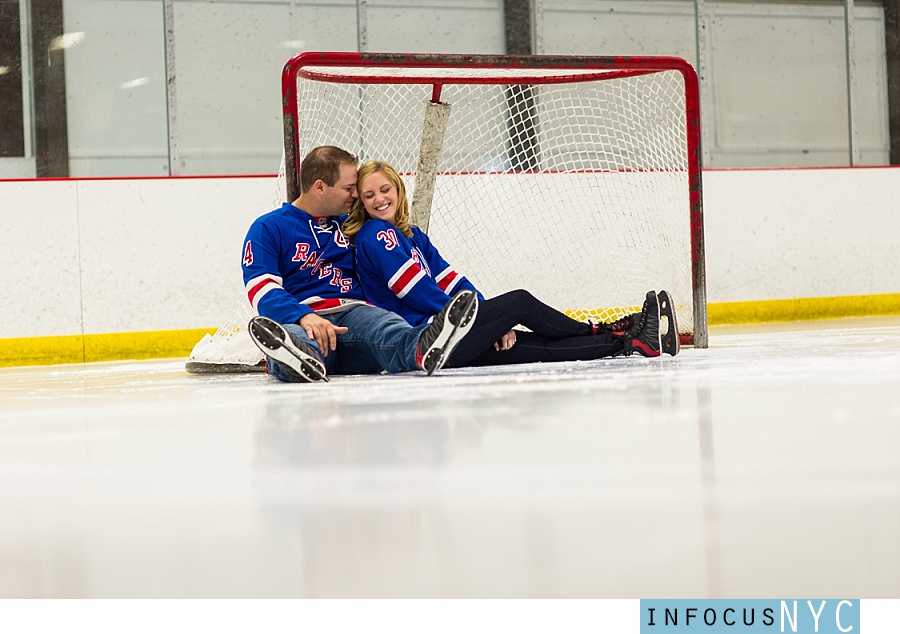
[312,179,328,195]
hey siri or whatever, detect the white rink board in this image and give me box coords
[3,166,900,341]
[704,166,900,302]
[0,176,275,339]
[0,181,83,338]
[74,178,270,334]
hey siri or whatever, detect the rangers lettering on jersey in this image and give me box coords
[293,247,354,293]
[292,243,311,262]
[241,203,366,325]
[330,269,354,293]
[300,250,324,273]
[410,248,431,276]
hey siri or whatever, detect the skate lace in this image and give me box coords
[591,313,640,335]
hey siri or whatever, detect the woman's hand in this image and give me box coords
[494,329,517,351]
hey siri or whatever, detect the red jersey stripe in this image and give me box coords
[435,268,458,292]
[247,276,282,308]
[395,269,426,298]
[391,263,425,298]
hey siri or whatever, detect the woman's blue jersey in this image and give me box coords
[354,219,482,326]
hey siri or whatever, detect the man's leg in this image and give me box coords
[330,292,478,376]
[330,305,426,375]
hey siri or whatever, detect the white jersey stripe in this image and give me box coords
[246,274,284,310]
[435,266,463,294]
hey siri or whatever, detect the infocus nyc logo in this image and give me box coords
[640,600,859,633]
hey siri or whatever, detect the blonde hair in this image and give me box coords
[343,161,413,241]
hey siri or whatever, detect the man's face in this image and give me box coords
[321,163,358,216]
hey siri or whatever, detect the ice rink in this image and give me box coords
[1,317,898,598]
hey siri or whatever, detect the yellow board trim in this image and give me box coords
[2,293,900,368]
[0,328,215,369]
[708,293,900,325]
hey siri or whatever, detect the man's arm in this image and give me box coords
[243,217,350,356]
[242,218,314,325]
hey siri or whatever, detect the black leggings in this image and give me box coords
[446,289,624,368]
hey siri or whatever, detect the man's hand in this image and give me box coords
[494,329,517,351]
[298,313,348,357]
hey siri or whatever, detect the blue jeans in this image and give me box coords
[266,304,427,382]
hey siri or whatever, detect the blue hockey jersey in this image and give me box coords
[354,219,482,327]
[242,203,368,325]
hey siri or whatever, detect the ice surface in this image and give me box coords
[1,317,898,597]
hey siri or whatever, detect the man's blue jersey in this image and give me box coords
[241,203,367,325]
[354,219,482,327]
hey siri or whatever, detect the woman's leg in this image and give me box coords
[465,331,624,367]
[448,289,598,367]
[486,289,592,337]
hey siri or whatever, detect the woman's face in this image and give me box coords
[360,171,398,224]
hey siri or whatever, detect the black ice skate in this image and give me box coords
[623,291,662,358]
[248,315,328,383]
[416,289,479,376]
[657,290,680,356]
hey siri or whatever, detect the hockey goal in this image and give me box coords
[187,52,707,373]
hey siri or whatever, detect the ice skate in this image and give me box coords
[248,315,328,383]
[416,290,479,375]
[623,291,662,358]
[657,289,680,356]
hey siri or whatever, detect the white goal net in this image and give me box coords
[187,53,707,373]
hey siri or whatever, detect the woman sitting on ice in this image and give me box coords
[340,160,678,367]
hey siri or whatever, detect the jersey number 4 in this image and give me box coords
[243,241,253,266]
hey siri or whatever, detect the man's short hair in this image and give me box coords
[300,146,358,193]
